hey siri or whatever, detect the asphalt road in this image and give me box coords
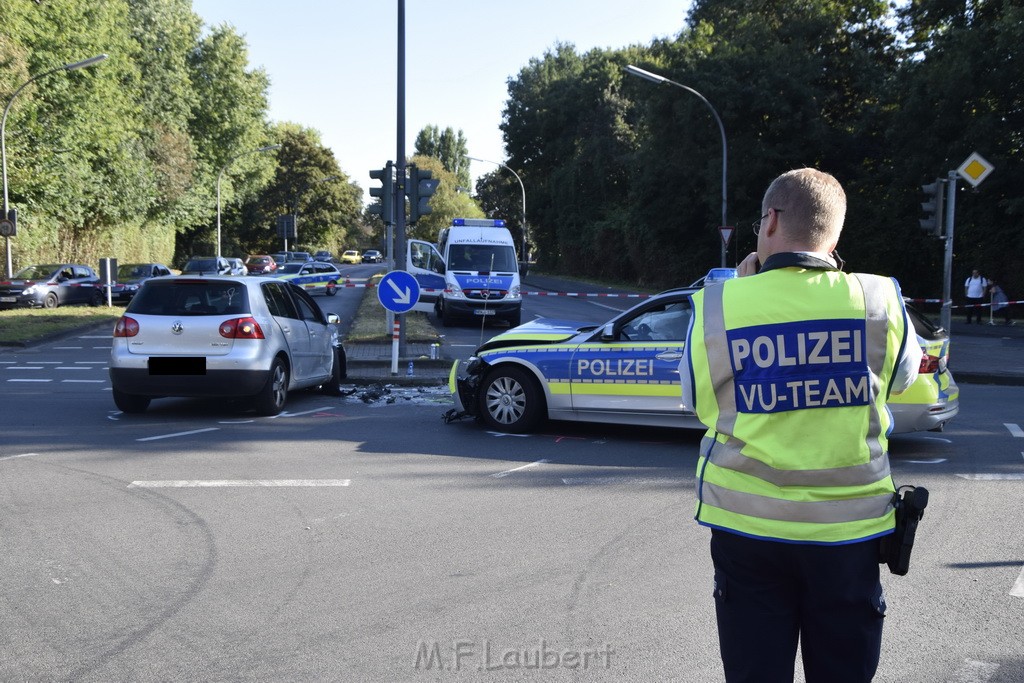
[1,280,1023,682]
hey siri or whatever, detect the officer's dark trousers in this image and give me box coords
[710,529,885,683]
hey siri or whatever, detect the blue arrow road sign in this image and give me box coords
[377,270,420,313]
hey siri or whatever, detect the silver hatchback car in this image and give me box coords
[109,276,346,415]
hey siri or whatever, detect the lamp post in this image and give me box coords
[290,174,339,251]
[467,155,528,263]
[624,64,729,268]
[2,53,108,277]
[216,144,281,258]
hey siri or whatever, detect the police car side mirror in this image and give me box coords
[600,323,616,341]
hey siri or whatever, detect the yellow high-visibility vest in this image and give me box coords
[687,267,911,544]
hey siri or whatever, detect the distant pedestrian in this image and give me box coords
[989,280,1013,326]
[964,268,989,324]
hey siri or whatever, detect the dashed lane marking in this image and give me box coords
[955,473,1024,480]
[0,453,38,461]
[7,379,52,383]
[136,427,219,442]
[490,459,549,478]
[1011,566,1024,599]
[1005,423,1024,438]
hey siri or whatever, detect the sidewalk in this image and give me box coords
[345,340,451,386]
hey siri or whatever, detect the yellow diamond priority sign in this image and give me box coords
[957,152,994,188]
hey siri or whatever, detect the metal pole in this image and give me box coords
[941,171,957,333]
[395,0,407,366]
[467,156,527,262]
[624,65,728,267]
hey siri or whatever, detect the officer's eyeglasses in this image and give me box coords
[752,208,783,236]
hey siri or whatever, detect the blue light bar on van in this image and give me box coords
[451,218,506,227]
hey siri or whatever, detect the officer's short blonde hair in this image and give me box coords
[763,168,846,250]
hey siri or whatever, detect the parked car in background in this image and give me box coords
[361,249,384,263]
[290,251,313,263]
[245,255,278,275]
[0,263,104,309]
[272,261,342,296]
[227,258,247,276]
[180,256,231,276]
[109,276,347,415]
[111,263,173,302]
[314,250,334,262]
[340,250,362,264]
[271,252,290,266]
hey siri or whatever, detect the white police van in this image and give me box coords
[407,218,522,326]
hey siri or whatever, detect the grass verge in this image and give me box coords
[343,272,440,343]
[0,306,121,344]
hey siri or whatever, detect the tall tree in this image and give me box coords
[413,125,471,190]
[234,123,363,256]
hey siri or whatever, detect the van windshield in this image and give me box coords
[448,245,517,272]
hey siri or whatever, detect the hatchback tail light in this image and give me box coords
[219,316,265,339]
[113,316,140,338]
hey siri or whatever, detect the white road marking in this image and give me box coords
[6,366,44,370]
[952,659,999,682]
[74,361,107,364]
[8,379,52,383]
[905,458,947,464]
[561,476,682,486]
[62,379,105,383]
[1005,423,1024,438]
[490,459,549,478]
[52,346,82,350]
[955,473,1024,480]
[136,427,219,442]
[486,431,530,438]
[218,419,255,424]
[270,406,331,418]
[1011,566,1024,598]
[129,479,351,488]
[79,335,111,339]
[56,366,91,370]
[0,452,38,461]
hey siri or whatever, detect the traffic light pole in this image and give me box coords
[941,171,957,333]
[395,0,407,362]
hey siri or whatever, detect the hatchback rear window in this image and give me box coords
[128,281,251,316]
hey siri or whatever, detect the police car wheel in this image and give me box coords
[326,280,338,296]
[479,366,544,433]
[441,302,456,327]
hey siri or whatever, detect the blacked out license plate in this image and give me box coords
[149,357,206,375]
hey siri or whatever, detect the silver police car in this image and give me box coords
[109,276,346,415]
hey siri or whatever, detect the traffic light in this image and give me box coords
[919,179,945,237]
[407,164,440,224]
[368,161,394,223]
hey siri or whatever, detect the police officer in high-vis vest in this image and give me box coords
[680,168,922,682]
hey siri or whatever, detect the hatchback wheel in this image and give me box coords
[90,288,104,307]
[321,347,347,396]
[479,366,544,433]
[44,292,59,309]
[255,358,289,415]
[113,388,150,414]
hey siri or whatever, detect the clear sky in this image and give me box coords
[189,1,692,199]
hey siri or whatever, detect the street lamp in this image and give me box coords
[467,155,528,263]
[2,53,109,277]
[216,144,281,258]
[624,64,729,268]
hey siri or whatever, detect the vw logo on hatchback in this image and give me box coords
[171,321,184,335]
